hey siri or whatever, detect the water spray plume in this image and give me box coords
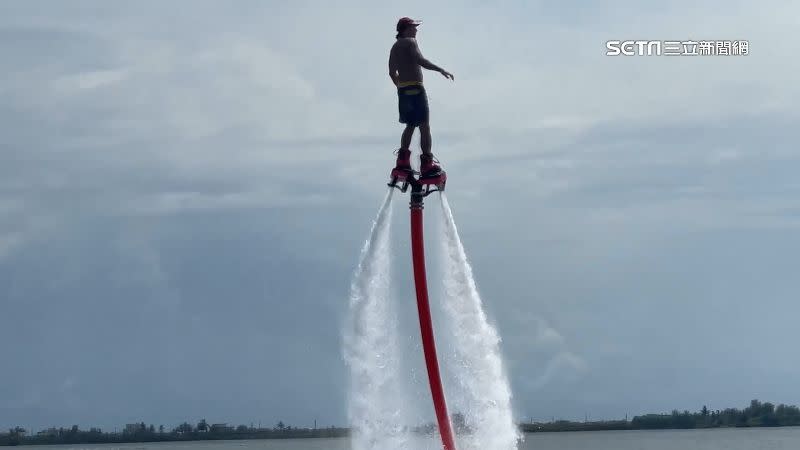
[438,194,520,450]
[343,190,409,450]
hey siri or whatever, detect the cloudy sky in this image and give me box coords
[2,0,799,432]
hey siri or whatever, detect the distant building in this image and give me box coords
[124,424,143,434]
[210,424,234,433]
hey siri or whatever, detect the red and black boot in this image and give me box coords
[393,148,412,173]
[419,153,443,179]
[388,148,415,191]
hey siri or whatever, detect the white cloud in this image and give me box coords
[52,69,128,92]
[504,313,587,391]
[120,188,334,217]
[527,351,588,391]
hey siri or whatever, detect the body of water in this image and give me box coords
[17,427,800,450]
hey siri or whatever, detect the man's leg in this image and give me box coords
[401,124,415,151]
[395,85,414,170]
[418,122,442,176]
[394,124,415,171]
[419,122,432,155]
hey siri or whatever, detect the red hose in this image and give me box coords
[410,205,457,450]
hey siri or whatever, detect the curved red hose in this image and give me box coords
[411,206,457,450]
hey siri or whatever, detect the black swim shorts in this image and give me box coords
[397,84,429,126]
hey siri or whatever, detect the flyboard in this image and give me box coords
[388,165,455,450]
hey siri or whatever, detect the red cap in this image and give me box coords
[396,17,422,33]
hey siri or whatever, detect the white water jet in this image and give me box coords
[343,189,409,450]
[437,194,521,450]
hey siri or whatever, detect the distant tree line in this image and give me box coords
[0,420,348,446]
[630,400,800,429]
[520,399,800,433]
[520,420,630,433]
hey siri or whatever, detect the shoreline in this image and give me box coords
[5,424,800,446]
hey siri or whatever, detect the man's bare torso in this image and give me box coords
[390,38,423,84]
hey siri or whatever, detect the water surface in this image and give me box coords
[20,427,800,450]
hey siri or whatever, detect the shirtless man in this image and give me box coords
[389,17,454,178]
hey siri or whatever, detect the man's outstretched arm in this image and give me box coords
[412,41,454,80]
